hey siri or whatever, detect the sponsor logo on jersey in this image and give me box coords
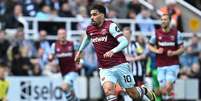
[158,41,175,46]
[92,36,108,43]
[56,52,73,58]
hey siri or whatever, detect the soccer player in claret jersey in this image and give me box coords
[75,4,156,101]
[50,28,79,101]
[148,14,184,100]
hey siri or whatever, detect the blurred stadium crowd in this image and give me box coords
[0,0,201,100]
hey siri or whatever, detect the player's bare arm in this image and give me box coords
[75,35,91,63]
[74,51,82,63]
[103,50,114,58]
[49,43,57,62]
[148,31,164,54]
[167,45,184,56]
[125,54,147,62]
[148,44,164,54]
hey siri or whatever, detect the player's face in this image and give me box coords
[90,10,104,26]
[161,15,170,29]
[57,29,66,42]
[0,68,5,79]
[123,30,131,41]
[39,30,47,40]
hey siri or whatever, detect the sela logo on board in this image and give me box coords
[20,81,64,100]
[20,81,31,100]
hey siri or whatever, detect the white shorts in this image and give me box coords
[99,63,135,88]
[157,65,180,87]
[63,72,79,86]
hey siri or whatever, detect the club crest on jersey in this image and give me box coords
[159,36,162,40]
[68,46,72,51]
[90,33,95,36]
[56,48,60,52]
[101,29,107,35]
[170,35,175,40]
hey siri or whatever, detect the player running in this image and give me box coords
[50,28,79,101]
[75,4,156,101]
[148,14,184,100]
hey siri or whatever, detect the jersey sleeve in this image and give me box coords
[109,23,124,39]
[78,34,91,52]
[109,23,128,53]
[50,43,55,54]
[177,31,183,45]
[149,33,156,45]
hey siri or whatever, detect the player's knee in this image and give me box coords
[103,81,115,96]
[154,88,162,96]
[166,81,173,92]
[61,83,71,91]
[126,88,141,100]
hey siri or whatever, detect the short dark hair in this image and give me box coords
[162,14,171,20]
[90,4,106,17]
[0,62,7,69]
[123,27,132,34]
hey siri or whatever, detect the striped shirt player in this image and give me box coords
[124,41,147,86]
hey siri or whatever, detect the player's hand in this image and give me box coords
[157,48,164,54]
[75,63,82,70]
[126,56,135,62]
[48,54,54,62]
[74,51,82,63]
[167,50,175,56]
[186,47,193,54]
[103,50,114,58]
[61,82,69,91]
[125,56,132,61]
